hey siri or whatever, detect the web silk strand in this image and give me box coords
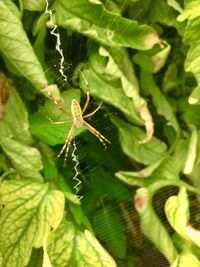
[45,0,68,82]
[72,139,83,200]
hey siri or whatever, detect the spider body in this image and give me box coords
[71,99,84,128]
[50,84,110,163]
[71,99,82,120]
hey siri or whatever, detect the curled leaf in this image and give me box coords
[138,103,154,144]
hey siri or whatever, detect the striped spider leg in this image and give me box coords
[50,85,110,163]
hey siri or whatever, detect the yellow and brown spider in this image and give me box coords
[49,80,110,163]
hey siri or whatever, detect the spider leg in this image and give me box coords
[80,71,90,115]
[49,119,73,124]
[83,121,111,148]
[57,124,75,163]
[83,102,102,119]
[49,94,73,118]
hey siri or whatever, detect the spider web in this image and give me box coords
[1,1,199,267]
[42,1,176,266]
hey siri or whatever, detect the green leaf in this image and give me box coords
[133,42,171,74]
[96,46,155,142]
[1,139,43,181]
[81,68,141,124]
[140,70,180,135]
[111,116,167,165]
[171,252,200,267]
[177,1,200,104]
[45,217,117,267]
[37,143,58,181]
[0,84,43,180]
[79,45,142,124]
[162,63,179,93]
[98,46,144,109]
[165,187,200,248]
[134,188,178,264]
[0,1,48,91]
[55,0,161,50]
[116,157,167,186]
[2,0,21,18]
[116,157,181,194]
[0,84,32,145]
[165,187,190,239]
[30,89,84,146]
[148,0,179,27]
[22,0,46,11]
[179,98,200,127]
[183,125,198,175]
[173,139,190,172]
[0,179,65,267]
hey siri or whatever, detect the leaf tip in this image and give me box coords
[144,32,161,49]
[188,96,198,105]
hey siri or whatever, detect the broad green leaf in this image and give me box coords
[116,157,181,196]
[0,179,65,267]
[37,143,58,181]
[98,46,144,109]
[81,69,141,124]
[183,125,198,175]
[45,217,117,267]
[0,1,46,89]
[185,44,200,105]
[148,0,179,27]
[164,186,200,247]
[1,139,43,181]
[171,253,200,267]
[0,0,60,99]
[93,206,126,259]
[165,187,189,239]
[97,46,154,142]
[162,63,179,93]
[30,89,84,146]
[55,0,161,50]
[172,139,189,171]
[2,0,21,18]
[134,188,178,264]
[111,116,167,165]
[79,44,142,124]
[177,1,200,22]
[0,84,32,145]
[177,1,200,104]
[178,98,200,127]
[22,0,46,11]
[140,70,180,134]
[133,42,171,74]
[116,160,162,186]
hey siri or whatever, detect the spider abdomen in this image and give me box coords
[71,99,82,119]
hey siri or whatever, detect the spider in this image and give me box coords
[49,79,110,163]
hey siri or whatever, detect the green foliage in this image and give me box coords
[45,216,117,267]
[1,0,200,266]
[0,179,65,267]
